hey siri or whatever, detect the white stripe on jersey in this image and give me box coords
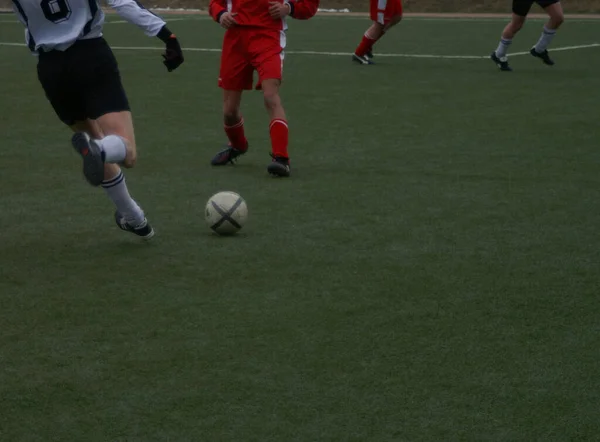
[12,0,166,53]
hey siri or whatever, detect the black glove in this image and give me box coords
[157,26,184,72]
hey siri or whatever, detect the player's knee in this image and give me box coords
[390,15,402,27]
[224,112,241,126]
[552,14,564,28]
[369,23,385,39]
[512,19,525,32]
[262,89,281,111]
[122,149,137,168]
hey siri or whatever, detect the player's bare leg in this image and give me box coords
[211,89,249,166]
[491,13,526,71]
[262,78,290,177]
[71,112,154,239]
[531,2,564,65]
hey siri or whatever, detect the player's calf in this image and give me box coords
[262,80,290,175]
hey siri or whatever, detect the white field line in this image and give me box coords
[0,42,598,59]
[106,17,191,24]
[2,16,600,23]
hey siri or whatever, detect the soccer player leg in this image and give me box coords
[223,90,248,151]
[92,110,151,235]
[254,36,290,177]
[256,53,287,154]
[78,42,151,234]
[491,1,530,70]
[212,29,253,166]
[353,1,385,64]
[531,1,563,63]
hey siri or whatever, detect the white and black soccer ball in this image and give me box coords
[205,191,248,235]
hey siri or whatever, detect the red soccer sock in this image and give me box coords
[224,118,248,151]
[269,119,289,159]
[355,34,377,56]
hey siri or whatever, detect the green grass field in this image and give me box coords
[1,13,600,441]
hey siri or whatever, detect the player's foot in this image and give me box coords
[490,52,512,71]
[352,53,374,65]
[365,50,373,60]
[530,47,555,66]
[267,155,290,177]
[210,144,248,166]
[71,132,105,186]
[114,211,155,240]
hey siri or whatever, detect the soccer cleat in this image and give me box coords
[490,52,512,71]
[352,53,374,65]
[365,50,374,60]
[530,47,555,66]
[267,155,291,177]
[71,132,105,186]
[210,144,248,166]
[114,211,155,240]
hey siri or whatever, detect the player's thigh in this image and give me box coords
[251,31,285,89]
[512,0,535,17]
[255,53,283,90]
[385,0,403,27]
[76,39,132,128]
[219,29,254,91]
[70,120,104,139]
[370,0,395,25]
[37,52,85,126]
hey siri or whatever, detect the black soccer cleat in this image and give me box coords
[490,52,512,71]
[267,155,291,177]
[530,47,555,66]
[71,132,105,186]
[366,50,374,60]
[210,144,248,166]
[114,211,155,240]
[352,53,374,65]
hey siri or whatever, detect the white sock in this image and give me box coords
[97,135,127,163]
[101,170,145,226]
[534,26,557,53]
[495,38,512,58]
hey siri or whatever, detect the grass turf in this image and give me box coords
[1,14,600,441]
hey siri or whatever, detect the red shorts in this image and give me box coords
[219,27,286,91]
[370,0,403,25]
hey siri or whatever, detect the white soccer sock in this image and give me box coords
[495,38,512,58]
[102,170,145,226]
[97,135,127,163]
[534,26,557,53]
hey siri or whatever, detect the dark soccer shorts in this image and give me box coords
[36,38,130,126]
[512,0,561,17]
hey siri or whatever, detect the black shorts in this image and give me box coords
[37,38,130,126]
[512,0,560,17]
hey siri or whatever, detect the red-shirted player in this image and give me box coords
[209,0,319,177]
[353,0,403,65]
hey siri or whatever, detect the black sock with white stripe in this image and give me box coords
[102,170,145,227]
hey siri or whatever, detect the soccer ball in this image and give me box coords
[205,191,248,235]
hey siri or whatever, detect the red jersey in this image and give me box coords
[209,0,319,30]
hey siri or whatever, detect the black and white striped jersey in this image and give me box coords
[12,0,166,53]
